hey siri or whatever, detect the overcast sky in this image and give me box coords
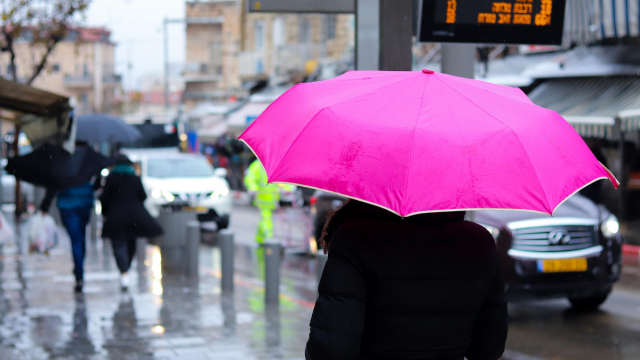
[86,0,186,91]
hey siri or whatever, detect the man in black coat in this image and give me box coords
[306,201,507,360]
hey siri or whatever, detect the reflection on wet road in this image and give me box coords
[0,204,637,359]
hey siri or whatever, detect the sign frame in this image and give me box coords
[247,0,355,13]
[418,0,566,45]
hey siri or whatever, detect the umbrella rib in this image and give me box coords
[401,73,431,216]
[434,76,553,213]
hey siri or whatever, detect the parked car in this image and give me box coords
[309,191,621,310]
[0,159,35,205]
[120,148,232,231]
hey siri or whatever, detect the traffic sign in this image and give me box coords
[247,0,355,13]
[418,0,566,45]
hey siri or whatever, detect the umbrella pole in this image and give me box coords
[13,125,23,219]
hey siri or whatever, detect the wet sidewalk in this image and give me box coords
[0,214,317,359]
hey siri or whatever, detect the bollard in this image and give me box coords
[219,230,234,291]
[316,249,328,283]
[136,237,147,272]
[157,211,197,274]
[186,221,200,277]
[89,205,98,241]
[263,238,282,304]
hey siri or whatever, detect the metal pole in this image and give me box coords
[163,18,170,111]
[441,44,476,79]
[263,239,281,304]
[186,221,200,277]
[316,249,328,283]
[616,117,626,219]
[219,230,234,291]
[355,0,380,70]
[379,0,413,71]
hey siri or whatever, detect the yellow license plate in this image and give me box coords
[539,258,587,273]
[182,206,208,213]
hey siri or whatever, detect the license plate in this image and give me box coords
[182,206,208,213]
[538,258,587,273]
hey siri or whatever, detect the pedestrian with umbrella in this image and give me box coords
[239,70,619,360]
[8,142,116,292]
[99,154,163,291]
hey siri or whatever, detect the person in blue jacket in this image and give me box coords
[41,179,99,293]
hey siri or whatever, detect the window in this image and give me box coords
[83,63,88,77]
[325,15,337,40]
[273,16,285,48]
[255,20,265,50]
[52,64,60,72]
[6,64,15,76]
[298,16,311,43]
[147,157,214,178]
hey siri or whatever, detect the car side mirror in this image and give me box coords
[214,168,228,178]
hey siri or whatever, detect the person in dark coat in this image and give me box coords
[99,155,163,290]
[305,200,508,360]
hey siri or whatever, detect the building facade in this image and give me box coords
[183,0,355,110]
[0,27,121,115]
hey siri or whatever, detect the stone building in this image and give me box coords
[183,0,354,110]
[0,27,121,115]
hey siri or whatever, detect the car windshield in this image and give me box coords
[147,157,214,178]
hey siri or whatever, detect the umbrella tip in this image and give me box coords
[422,69,434,74]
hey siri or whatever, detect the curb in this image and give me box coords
[622,244,640,256]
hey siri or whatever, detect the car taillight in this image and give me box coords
[310,196,317,206]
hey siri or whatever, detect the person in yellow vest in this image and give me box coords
[244,159,281,244]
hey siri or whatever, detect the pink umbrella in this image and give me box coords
[239,70,618,217]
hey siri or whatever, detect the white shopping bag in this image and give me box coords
[28,212,58,253]
[0,211,15,244]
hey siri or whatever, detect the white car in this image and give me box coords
[120,148,232,230]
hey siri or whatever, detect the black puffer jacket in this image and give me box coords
[99,172,163,240]
[305,202,507,360]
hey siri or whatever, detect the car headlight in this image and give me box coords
[601,215,619,238]
[151,189,162,199]
[161,190,174,202]
[480,224,500,241]
[210,186,230,200]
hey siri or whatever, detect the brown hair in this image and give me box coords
[319,199,365,254]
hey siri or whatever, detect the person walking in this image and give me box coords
[41,181,99,293]
[243,159,281,244]
[305,200,508,360]
[100,155,163,290]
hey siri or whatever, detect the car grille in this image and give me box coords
[511,225,597,252]
[171,193,212,202]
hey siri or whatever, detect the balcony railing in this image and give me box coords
[64,74,122,87]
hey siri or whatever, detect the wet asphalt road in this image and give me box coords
[0,203,636,359]
[231,204,640,360]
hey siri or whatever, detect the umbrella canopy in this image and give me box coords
[239,70,618,217]
[6,144,116,190]
[76,114,141,143]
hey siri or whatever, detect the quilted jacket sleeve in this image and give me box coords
[305,227,367,360]
[465,255,508,360]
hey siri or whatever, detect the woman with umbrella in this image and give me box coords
[100,155,162,290]
[239,70,619,360]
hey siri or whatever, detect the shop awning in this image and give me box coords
[0,77,71,143]
[528,77,640,139]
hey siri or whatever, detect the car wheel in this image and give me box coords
[568,293,610,311]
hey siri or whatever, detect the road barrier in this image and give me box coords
[218,230,235,291]
[157,211,198,275]
[264,238,282,303]
[186,221,200,277]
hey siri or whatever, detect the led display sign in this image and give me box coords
[419,0,566,45]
